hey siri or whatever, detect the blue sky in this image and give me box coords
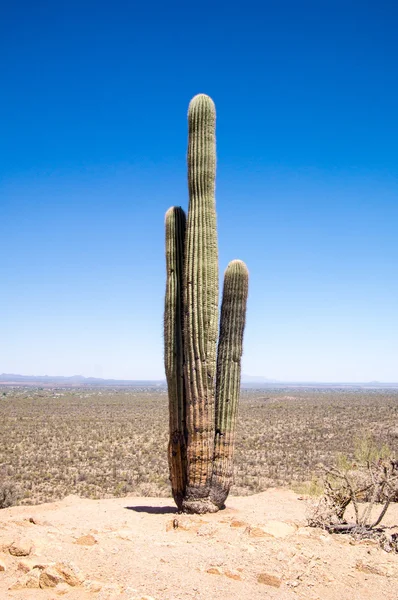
[1,1,397,382]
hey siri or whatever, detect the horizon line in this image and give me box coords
[1,373,397,386]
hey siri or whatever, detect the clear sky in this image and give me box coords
[1,1,397,382]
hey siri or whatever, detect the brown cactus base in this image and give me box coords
[181,498,222,514]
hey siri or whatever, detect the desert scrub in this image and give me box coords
[0,387,397,506]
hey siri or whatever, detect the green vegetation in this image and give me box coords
[0,386,397,508]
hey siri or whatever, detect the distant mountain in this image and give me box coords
[0,374,165,387]
[1,373,397,390]
[241,374,279,383]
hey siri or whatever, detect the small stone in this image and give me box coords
[40,566,64,588]
[166,519,178,532]
[9,567,41,590]
[0,558,6,572]
[246,521,296,539]
[9,580,25,591]
[257,572,282,587]
[75,534,97,546]
[26,568,42,588]
[246,526,271,538]
[0,537,14,552]
[224,569,242,580]
[206,567,223,575]
[166,517,202,532]
[9,538,33,556]
[261,521,297,539]
[230,520,247,528]
[17,560,34,573]
[355,561,386,576]
[55,561,85,586]
[17,558,47,572]
[84,580,103,592]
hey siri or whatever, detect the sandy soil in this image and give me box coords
[1,489,397,599]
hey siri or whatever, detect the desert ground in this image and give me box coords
[1,488,398,600]
[1,387,397,599]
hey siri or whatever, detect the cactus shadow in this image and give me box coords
[125,505,177,514]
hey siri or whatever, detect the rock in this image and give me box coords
[246,520,296,538]
[246,526,271,538]
[40,566,64,588]
[0,537,14,552]
[9,580,24,591]
[84,579,103,592]
[28,516,41,525]
[224,569,242,581]
[9,538,33,556]
[206,567,223,575]
[355,561,386,576]
[257,572,282,587]
[26,568,42,588]
[55,561,85,586]
[166,517,203,532]
[17,558,47,572]
[230,520,247,528]
[18,560,34,573]
[9,567,41,590]
[261,521,297,539]
[0,558,6,571]
[75,533,97,546]
[166,519,178,532]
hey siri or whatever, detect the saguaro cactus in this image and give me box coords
[164,94,249,514]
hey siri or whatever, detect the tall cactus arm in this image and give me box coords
[164,206,187,510]
[211,259,249,508]
[183,94,219,513]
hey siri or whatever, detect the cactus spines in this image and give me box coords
[183,94,219,511]
[211,260,249,507]
[164,206,187,510]
[164,94,249,514]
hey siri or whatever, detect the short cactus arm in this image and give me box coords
[164,206,187,510]
[183,94,219,512]
[211,260,249,507]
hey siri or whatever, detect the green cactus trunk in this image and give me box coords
[182,94,219,514]
[164,94,249,514]
[211,260,249,507]
[164,206,187,510]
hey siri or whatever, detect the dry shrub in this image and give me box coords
[0,482,19,509]
[308,435,398,552]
